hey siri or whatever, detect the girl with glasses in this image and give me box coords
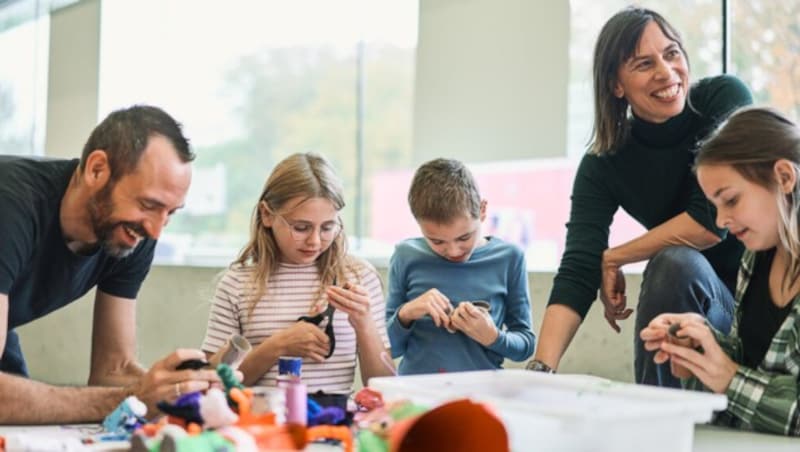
[202,152,394,392]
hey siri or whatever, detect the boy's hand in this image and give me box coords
[398,288,452,329]
[449,302,498,346]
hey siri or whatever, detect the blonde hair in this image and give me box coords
[234,152,357,316]
[696,107,800,289]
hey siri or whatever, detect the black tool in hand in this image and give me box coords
[176,359,210,370]
[297,303,336,359]
[667,323,685,339]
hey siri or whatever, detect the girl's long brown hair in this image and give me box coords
[235,152,356,316]
[696,107,800,290]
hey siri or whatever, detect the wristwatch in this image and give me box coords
[525,359,556,374]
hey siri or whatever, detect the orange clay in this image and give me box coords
[237,424,306,450]
[307,425,353,452]
[229,387,276,426]
[229,387,250,415]
[228,390,308,451]
[136,418,168,437]
[186,423,203,435]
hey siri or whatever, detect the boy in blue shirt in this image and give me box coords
[386,158,536,374]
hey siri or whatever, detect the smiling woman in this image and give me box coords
[530,6,754,388]
[612,21,688,124]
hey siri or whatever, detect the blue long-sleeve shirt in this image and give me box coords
[386,237,535,374]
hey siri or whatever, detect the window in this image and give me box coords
[731,0,800,120]
[7,1,775,272]
[0,2,52,156]
[361,1,724,271]
[97,0,417,265]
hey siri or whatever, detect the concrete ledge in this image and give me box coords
[17,265,639,385]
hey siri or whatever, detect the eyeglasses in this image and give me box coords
[275,214,342,242]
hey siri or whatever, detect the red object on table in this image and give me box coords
[390,398,510,452]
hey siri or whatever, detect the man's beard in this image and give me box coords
[87,184,147,258]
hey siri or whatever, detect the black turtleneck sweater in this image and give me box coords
[550,75,753,318]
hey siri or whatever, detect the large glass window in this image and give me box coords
[731,0,800,120]
[0,2,52,156]
[7,1,766,271]
[98,0,417,265]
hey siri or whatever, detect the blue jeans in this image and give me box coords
[635,246,735,387]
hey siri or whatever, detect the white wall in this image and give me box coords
[413,0,570,164]
[44,0,99,158]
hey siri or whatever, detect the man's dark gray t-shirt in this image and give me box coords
[0,157,155,376]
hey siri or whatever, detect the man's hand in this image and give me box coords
[449,302,498,346]
[397,288,452,329]
[600,249,633,332]
[130,349,220,416]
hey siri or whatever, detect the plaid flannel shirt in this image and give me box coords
[685,249,800,436]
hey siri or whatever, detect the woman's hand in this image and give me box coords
[600,249,633,332]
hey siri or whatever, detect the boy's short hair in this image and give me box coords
[408,158,482,223]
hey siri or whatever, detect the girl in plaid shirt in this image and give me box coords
[641,107,800,436]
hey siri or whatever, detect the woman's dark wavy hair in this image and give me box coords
[589,7,687,155]
[696,107,800,290]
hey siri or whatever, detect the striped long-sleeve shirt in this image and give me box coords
[686,249,800,436]
[202,258,389,393]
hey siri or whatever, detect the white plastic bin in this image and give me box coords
[370,370,726,452]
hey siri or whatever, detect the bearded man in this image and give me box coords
[0,105,219,423]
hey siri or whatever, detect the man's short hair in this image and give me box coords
[408,158,482,223]
[80,105,194,181]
